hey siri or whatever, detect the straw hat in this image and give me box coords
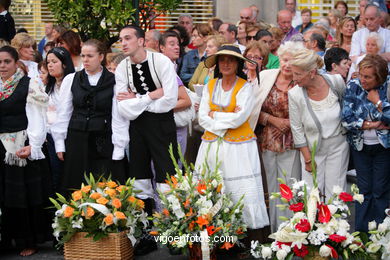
[204,44,256,68]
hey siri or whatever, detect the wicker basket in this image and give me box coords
[304,250,330,260]
[64,231,134,260]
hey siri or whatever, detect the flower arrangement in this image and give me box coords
[251,145,369,260]
[50,174,148,246]
[365,214,390,259]
[151,146,247,253]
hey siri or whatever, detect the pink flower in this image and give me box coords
[329,234,347,243]
[279,184,293,201]
[289,202,304,212]
[295,219,311,232]
[339,192,353,202]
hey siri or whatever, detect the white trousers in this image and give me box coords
[301,134,349,202]
[262,149,301,233]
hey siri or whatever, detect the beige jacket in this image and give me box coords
[288,73,346,151]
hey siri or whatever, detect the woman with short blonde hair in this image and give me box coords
[256,41,305,232]
[11,33,40,79]
[289,49,349,200]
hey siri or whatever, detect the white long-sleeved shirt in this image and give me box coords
[111,51,178,160]
[198,78,254,138]
[0,77,48,159]
[51,69,105,153]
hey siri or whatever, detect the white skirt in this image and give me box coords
[195,139,270,229]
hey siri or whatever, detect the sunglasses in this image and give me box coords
[246,36,256,41]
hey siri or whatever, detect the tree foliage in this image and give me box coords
[46,0,183,47]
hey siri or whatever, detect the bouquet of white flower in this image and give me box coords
[365,214,390,259]
[251,144,369,260]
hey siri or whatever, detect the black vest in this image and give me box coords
[68,68,114,132]
[0,76,30,133]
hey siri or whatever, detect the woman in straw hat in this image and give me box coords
[195,44,269,241]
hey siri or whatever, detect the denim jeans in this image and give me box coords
[352,144,390,232]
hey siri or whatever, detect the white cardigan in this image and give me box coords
[288,73,346,151]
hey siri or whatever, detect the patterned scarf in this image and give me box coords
[0,68,24,101]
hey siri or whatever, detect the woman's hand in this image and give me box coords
[367,89,380,105]
[57,152,64,161]
[16,146,31,159]
[234,106,241,113]
[269,116,290,133]
[117,91,136,101]
[194,102,199,112]
[148,88,164,100]
[208,111,215,118]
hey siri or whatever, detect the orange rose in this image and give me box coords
[216,183,222,193]
[106,181,118,188]
[149,231,159,236]
[114,211,126,220]
[97,182,106,188]
[81,207,95,219]
[111,198,122,209]
[64,206,74,218]
[104,214,114,226]
[90,192,102,200]
[116,185,127,192]
[97,197,109,205]
[127,196,136,203]
[72,190,82,201]
[104,188,117,197]
[81,185,91,194]
[162,208,170,217]
[136,199,145,209]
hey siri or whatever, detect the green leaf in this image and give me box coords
[50,197,62,210]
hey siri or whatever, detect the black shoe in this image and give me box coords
[134,238,158,256]
[168,246,182,255]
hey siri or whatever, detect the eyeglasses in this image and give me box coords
[246,55,263,61]
[246,36,256,41]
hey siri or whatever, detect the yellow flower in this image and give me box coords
[90,192,101,200]
[127,196,136,203]
[81,185,91,194]
[64,206,74,218]
[97,182,106,188]
[136,199,145,209]
[111,198,122,209]
[104,188,117,197]
[107,181,118,188]
[116,185,127,192]
[104,214,114,226]
[72,190,82,201]
[97,197,109,205]
[114,211,126,220]
[81,207,95,219]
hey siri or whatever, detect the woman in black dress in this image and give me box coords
[51,39,127,194]
[0,46,51,256]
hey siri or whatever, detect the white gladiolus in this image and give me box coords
[276,249,288,260]
[328,205,338,215]
[367,243,381,253]
[368,221,377,231]
[349,243,359,252]
[378,223,387,233]
[332,185,343,195]
[319,245,331,257]
[261,247,273,259]
[353,194,364,204]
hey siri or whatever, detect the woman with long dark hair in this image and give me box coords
[45,47,75,191]
[195,44,269,247]
[51,39,127,194]
[0,46,51,256]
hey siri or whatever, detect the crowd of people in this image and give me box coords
[0,0,390,257]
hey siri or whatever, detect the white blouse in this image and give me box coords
[198,78,254,137]
[51,69,108,153]
[47,84,61,133]
[0,77,48,160]
[20,60,40,80]
[309,89,342,139]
